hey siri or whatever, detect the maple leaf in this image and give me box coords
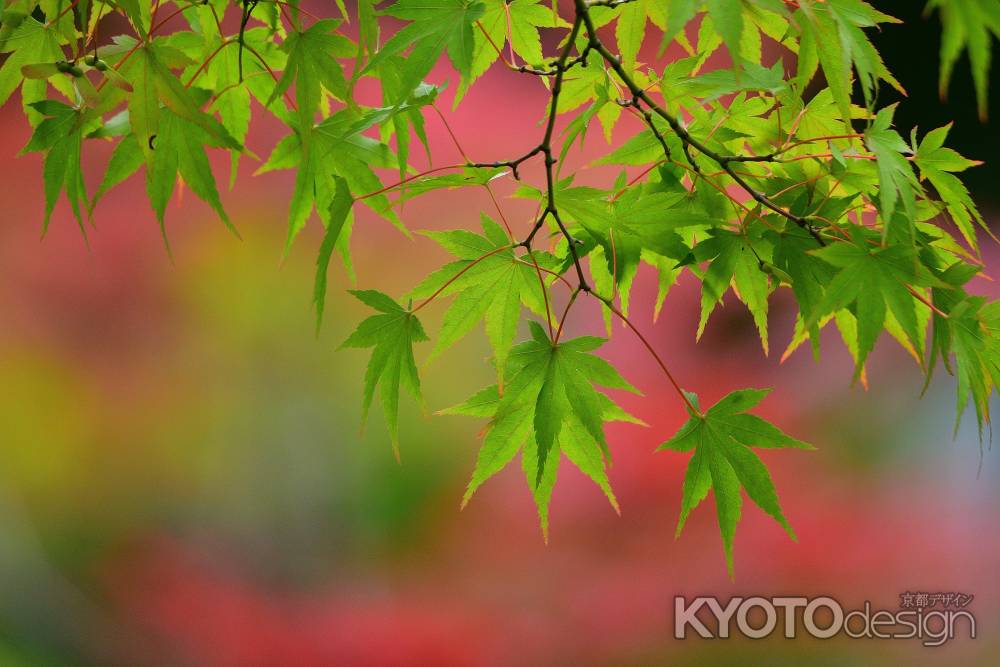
[940,297,1000,437]
[614,0,657,68]
[507,0,570,66]
[796,0,903,125]
[926,263,1000,437]
[411,215,559,383]
[928,0,1000,120]
[125,43,241,167]
[807,227,931,377]
[691,225,773,355]
[705,0,746,67]
[363,0,485,104]
[314,176,354,333]
[0,16,72,125]
[441,322,642,539]
[22,100,95,235]
[524,181,710,314]
[202,26,287,184]
[659,388,813,577]
[341,290,429,459]
[257,95,439,252]
[268,19,352,130]
[864,105,921,238]
[769,225,835,356]
[90,97,236,251]
[459,0,570,101]
[914,124,988,252]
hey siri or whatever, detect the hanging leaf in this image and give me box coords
[660,388,813,576]
[341,290,429,459]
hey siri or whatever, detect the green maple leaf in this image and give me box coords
[864,105,920,235]
[691,226,773,354]
[680,61,789,99]
[378,59,435,179]
[913,124,988,252]
[705,0,745,66]
[0,16,72,125]
[389,166,507,205]
[937,297,1000,436]
[149,107,236,238]
[420,217,520,370]
[526,182,709,313]
[796,0,903,125]
[769,225,835,356]
[928,0,1000,120]
[22,100,95,235]
[207,43,251,186]
[462,0,569,82]
[91,99,236,250]
[527,324,639,484]
[458,0,507,101]
[659,388,813,577]
[125,44,241,167]
[341,290,429,459]
[258,98,442,251]
[314,176,354,333]
[926,263,1000,437]
[441,322,642,539]
[268,19,352,130]
[411,215,558,380]
[507,0,569,66]
[615,0,652,69]
[200,27,287,185]
[807,228,929,377]
[363,0,485,104]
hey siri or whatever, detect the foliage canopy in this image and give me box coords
[3,0,999,574]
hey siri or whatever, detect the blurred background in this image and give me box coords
[0,1,997,665]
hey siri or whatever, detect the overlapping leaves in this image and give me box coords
[5,0,1000,572]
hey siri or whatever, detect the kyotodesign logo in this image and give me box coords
[673,593,976,647]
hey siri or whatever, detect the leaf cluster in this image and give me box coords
[5,0,1000,573]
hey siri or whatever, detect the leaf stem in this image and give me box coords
[185,39,237,88]
[411,245,515,314]
[355,164,470,201]
[590,291,702,417]
[554,288,582,344]
[47,0,81,28]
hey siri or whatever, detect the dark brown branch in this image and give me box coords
[575,0,825,244]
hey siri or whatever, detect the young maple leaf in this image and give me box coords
[913,124,988,252]
[942,297,1000,438]
[268,19,352,130]
[341,290,429,460]
[928,0,1000,120]
[257,95,439,253]
[362,0,486,104]
[691,226,773,355]
[927,263,1000,438]
[807,227,933,378]
[440,322,643,539]
[412,215,555,384]
[125,44,241,165]
[90,105,236,252]
[864,105,921,232]
[796,1,903,125]
[22,100,92,237]
[659,388,813,577]
[0,16,72,125]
